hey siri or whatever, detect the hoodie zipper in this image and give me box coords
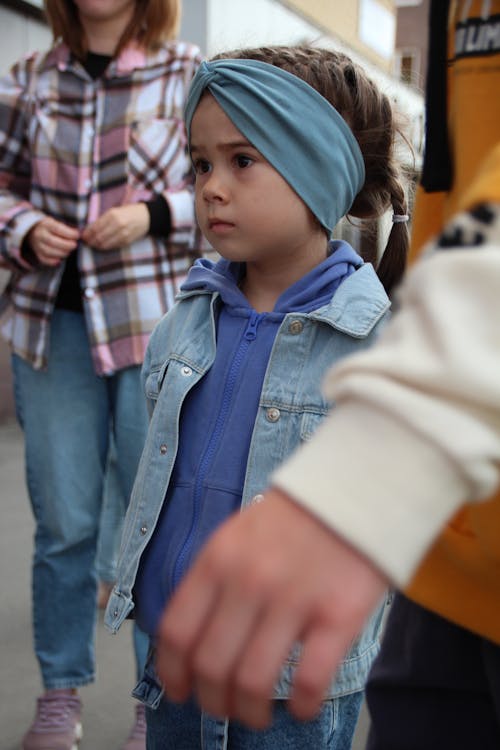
[172,311,262,589]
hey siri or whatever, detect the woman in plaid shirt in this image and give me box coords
[0,1,201,748]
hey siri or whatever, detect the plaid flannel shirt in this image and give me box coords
[0,39,202,375]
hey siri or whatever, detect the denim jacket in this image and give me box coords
[105,262,390,701]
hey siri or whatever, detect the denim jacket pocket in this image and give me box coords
[300,410,327,442]
[275,597,387,699]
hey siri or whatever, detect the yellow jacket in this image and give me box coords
[406,0,500,643]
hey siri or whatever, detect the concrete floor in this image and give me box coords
[0,419,370,749]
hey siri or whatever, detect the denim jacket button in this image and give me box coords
[140,525,148,535]
[159,444,168,454]
[251,493,265,504]
[266,407,280,422]
[181,365,193,376]
[288,320,303,335]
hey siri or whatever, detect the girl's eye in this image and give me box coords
[235,154,253,169]
[193,159,211,175]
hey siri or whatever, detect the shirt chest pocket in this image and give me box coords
[128,117,188,192]
[28,98,87,175]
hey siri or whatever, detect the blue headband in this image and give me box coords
[184,58,365,234]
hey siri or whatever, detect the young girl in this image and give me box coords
[105,45,410,749]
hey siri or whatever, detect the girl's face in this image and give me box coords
[190,94,328,280]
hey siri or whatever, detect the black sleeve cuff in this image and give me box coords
[145,195,172,237]
[20,235,40,267]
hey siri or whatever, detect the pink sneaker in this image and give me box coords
[121,703,146,750]
[22,689,82,750]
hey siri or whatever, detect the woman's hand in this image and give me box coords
[81,203,150,250]
[27,217,79,266]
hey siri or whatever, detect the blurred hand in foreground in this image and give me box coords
[156,488,388,728]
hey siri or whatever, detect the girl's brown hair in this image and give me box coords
[213,45,411,295]
[44,0,180,60]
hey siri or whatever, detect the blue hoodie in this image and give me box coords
[134,241,363,635]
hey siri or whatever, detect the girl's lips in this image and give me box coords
[208,220,235,234]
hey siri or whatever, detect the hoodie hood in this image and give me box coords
[180,240,363,314]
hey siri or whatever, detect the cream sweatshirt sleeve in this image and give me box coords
[273,204,500,587]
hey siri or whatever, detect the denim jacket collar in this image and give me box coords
[176,262,390,339]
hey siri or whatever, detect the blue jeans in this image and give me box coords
[12,310,149,689]
[146,693,363,749]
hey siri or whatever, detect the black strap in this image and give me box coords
[420,0,453,193]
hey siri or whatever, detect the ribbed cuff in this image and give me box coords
[273,402,468,587]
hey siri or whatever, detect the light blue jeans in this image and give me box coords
[146,693,363,749]
[12,309,149,689]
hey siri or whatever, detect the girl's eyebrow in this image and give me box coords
[190,138,256,155]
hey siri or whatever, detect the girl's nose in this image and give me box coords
[202,170,228,203]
